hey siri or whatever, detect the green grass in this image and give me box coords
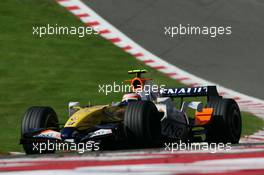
[242,112,264,136]
[0,0,263,152]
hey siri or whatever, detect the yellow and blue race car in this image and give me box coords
[20,70,242,154]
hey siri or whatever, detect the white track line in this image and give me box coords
[55,0,264,141]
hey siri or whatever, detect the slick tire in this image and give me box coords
[21,106,59,154]
[206,98,242,144]
[124,101,161,145]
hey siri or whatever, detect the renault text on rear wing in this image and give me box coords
[160,86,220,98]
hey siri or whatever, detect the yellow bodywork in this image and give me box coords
[64,105,125,130]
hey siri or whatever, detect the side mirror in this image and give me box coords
[68,102,80,117]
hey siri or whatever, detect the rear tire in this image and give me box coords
[206,98,242,144]
[124,101,161,145]
[21,106,59,154]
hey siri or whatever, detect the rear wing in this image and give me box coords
[160,86,221,99]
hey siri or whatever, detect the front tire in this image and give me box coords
[21,106,59,154]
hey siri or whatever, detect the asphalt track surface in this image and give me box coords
[82,0,264,100]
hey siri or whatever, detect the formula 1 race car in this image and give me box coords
[20,70,242,154]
